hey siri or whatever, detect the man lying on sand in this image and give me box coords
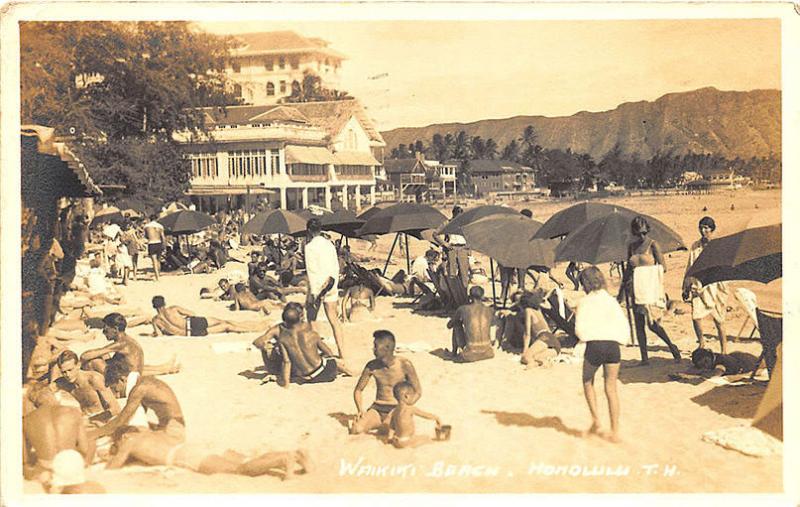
[341,285,376,322]
[386,382,443,449]
[232,283,272,314]
[23,382,94,483]
[55,350,120,422]
[683,348,759,377]
[351,330,422,435]
[80,313,179,380]
[151,295,265,337]
[252,302,353,387]
[447,286,494,363]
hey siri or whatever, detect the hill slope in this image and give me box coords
[381,88,780,161]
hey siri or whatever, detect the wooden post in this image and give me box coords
[490,257,497,308]
[382,232,400,276]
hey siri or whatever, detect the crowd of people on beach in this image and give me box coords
[21,199,761,493]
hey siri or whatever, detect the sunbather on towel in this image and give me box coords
[151,296,265,337]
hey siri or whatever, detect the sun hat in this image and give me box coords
[50,450,85,488]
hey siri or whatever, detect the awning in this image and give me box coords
[21,125,102,197]
[285,145,335,165]
[332,151,380,166]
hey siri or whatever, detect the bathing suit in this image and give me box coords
[147,243,164,256]
[185,316,209,337]
[165,443,209,471]
[585,340,621,367]
[298,357,338,384]
[369,402,397,420]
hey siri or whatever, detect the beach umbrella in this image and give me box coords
[242,209,307,236]
[356,202,396,222]
[115,197,155,216]
[297,205,333,221]
[554,211,685,264]
[319,210,365,238]
[159,201,189,217]
[158,210,216,235]
[534,201,638,239]
[752,344,782,440]
[358,203,448,275]
[439,205,518,236]
[90,206,124,227]
[684,223,781,285]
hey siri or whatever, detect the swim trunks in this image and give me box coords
[298,357,338,384]
[457,345,494,363]
[369,402,397,420]
[185,316,209,337]
[147,243,164,256]
[585,340,621,367]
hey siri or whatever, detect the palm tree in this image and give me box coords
[484,138,498,160]
[501,139,520,162]
[471,136,486,159]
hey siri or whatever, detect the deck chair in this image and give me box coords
[541,287,576,337]
[733,287,759,341]
[753,308,782,380]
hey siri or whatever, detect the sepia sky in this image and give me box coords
[201,19,780,131]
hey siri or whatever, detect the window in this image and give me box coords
[233,84,242,97]
[291,80,301,95]
[264,58,273,70]
[232,61,241,73]
[345,129,357,150]
[335,165,371,176]
[279,57,286,69]
[280,81,287,94]
[270,150,280,177]
[287,163,327,177]
[290,57,299,70]
[227,149,269,179]
[266,82,275,96]
[187,153,218,179]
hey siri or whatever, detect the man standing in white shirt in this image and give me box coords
[304,219,346,359]
[143,215,166,281]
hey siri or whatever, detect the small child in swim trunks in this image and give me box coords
[386,382,443,449]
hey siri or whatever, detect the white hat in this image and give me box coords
[50,450,85,488]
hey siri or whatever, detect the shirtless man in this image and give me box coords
[447,286,495,363]
[232,283,272,315]
[23,382,94,482]
[351,330,422,434]
[55,350,120,421]
[341,285,376,322]
[143,215,166,281]
[249,266,287,302]
[151,295,265,337]
[252,303,352,387]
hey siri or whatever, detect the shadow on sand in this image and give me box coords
[690,383,766,420]
[481,410,583,438]
[390,301,450,319]
[328,412,355,429]
[618,357,684,385]
[429,348,456,362]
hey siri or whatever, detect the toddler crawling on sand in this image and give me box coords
[386,383,448,448]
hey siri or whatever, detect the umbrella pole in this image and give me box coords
[382,233,400,276]
[490,258,497,308]
[405,232,411,275]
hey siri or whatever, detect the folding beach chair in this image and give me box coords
[753,308,782,380]
[733,287,759,341]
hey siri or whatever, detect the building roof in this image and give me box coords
[198,100,384,145]
[231,31,346,60]
[383,158,426,175]
[21,125,102,197]
[463,159,533,174]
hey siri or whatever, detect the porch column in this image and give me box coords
[370,185,376,205]
[301,187,309,209]
[324,186,332,209]
[354,185,362,212]
[342,184,349,210]
[279,187,287,210]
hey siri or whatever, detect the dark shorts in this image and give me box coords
[370,402,397,420]
[185,316,208,337]
[298,357,338,384]
[585,341,621,367]
[148,243,164,256]
[457,345,495,363]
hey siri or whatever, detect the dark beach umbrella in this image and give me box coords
[462,215,551,269]
[534,201,639,239]
[158,210,216,235]
[439,205,518,236]
[554,211,685,264]
[296,207,333,221]
[356,202,396,222]
[685,223,781,285]
[242,209,307,236]
[358,203,447,235]
[91,206,124,227]
[320,210,365,237]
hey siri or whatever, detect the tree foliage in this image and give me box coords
[282,70,353,103]
[20,21,238,202]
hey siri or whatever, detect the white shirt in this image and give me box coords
[304,235,340,296]
[86,267,107,296]
[102,223,121,240]
[411,256,431,281]
[574,290,629,345]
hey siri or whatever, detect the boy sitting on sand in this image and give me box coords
[386,382,445,449]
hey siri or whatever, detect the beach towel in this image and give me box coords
[702,425,782,458]
[125,372,149,427]
[633,264,666,307]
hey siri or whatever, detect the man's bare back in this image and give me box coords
[91,376,184,439]
[24,406,89,474]
[277,323,327,377]
[457,302,494,349]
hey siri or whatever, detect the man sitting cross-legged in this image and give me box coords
[447,286,495,363]
[252,302,353,387]
[350,330,422,435]
[151,295,265,337]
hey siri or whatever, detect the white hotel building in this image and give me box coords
[175,100,386,212]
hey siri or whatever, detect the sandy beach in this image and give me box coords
[24,189,782,494]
